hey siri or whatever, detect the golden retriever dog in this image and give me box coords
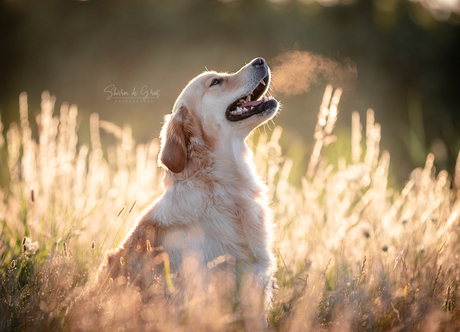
[97,58,279,315]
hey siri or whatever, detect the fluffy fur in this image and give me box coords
[97,58,280,309]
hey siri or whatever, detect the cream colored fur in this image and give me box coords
[98,58,279,310]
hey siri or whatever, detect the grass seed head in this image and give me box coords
[116,206,126,219]
[146,240,151,252]
[128,199,138,213]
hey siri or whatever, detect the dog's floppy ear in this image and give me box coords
[159,106,188,173]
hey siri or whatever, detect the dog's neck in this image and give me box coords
[153,136,267,230]
[213,138,262,187]
[161,137,263,194]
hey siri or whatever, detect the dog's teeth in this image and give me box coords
[247,95,251,102]
[263,96,267,102]
[261,80,266,86]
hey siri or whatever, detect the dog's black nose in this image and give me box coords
[251,58,266,68]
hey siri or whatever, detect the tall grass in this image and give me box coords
[1,88,459,331]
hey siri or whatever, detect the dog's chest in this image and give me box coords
[157,184,265,268]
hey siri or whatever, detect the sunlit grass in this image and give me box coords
[1,88,460,331]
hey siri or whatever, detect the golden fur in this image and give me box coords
[97,58,280,310]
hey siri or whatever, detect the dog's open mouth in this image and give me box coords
[226,75,276,122]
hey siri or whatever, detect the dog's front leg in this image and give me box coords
[96,208,161,287]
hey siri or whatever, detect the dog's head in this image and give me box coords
[159,57,279,175]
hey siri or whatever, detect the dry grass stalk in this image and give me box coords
[0,88,459,331]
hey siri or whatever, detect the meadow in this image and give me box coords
[0,87,459,331]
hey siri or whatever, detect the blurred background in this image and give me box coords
[1,0,459,185]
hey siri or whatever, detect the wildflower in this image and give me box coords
[22,237,38,255]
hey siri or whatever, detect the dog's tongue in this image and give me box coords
[242,99,264,109]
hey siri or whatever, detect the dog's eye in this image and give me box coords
[210,78,221,87]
